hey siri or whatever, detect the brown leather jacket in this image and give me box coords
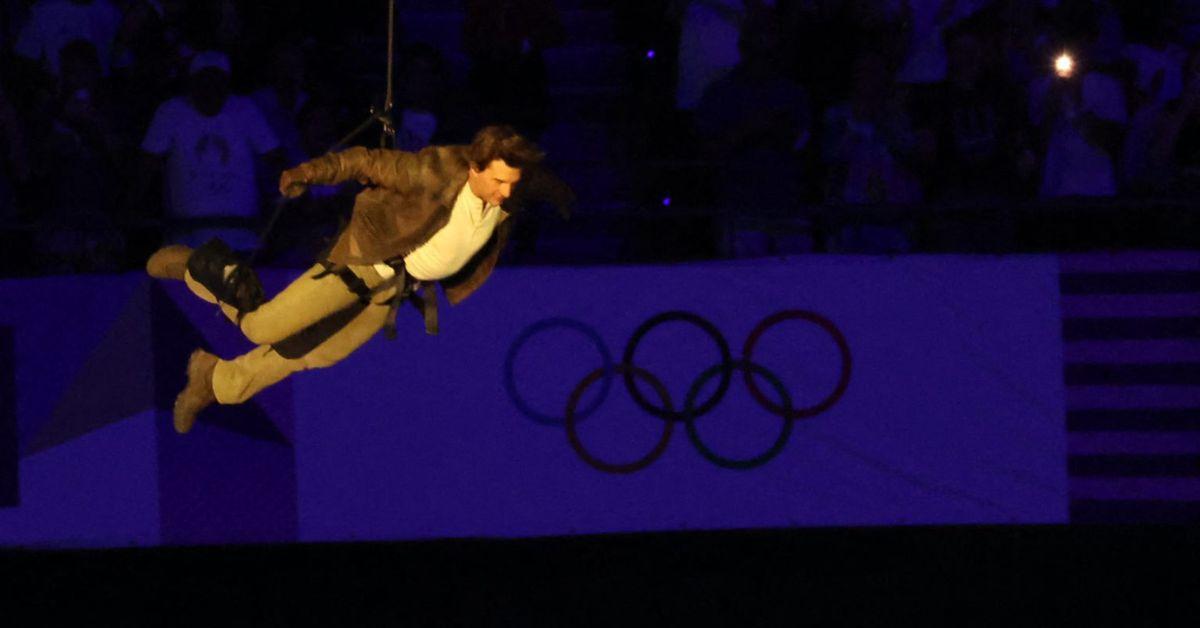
[294,144,510,305]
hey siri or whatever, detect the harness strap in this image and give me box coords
[375,270,407,340]
[410,286,438,335]
[317,260,439,338]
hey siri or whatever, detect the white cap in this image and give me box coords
[189,51,231,76]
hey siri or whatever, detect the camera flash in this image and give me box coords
[1055,53,1075,78]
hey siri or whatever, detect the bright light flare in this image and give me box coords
[1054,52,1075,78]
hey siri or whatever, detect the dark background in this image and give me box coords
[4,0,1200,617]
[3,525,1200,621]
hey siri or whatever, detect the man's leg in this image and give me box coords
[150,241,368,346]
[211,285,396,404]
[173,266,398,432]
[185,263,365,346]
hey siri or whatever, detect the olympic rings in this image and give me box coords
[504,309,853,474]
[566,364,674,474]
[684,360,794,470]
[504,317,613,426]
[742,310,852,420]
[622,311,733,422]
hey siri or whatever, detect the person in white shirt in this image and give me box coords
[138,51,283,251]
[1029,56,1127,198]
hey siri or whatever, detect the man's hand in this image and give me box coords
[278,166,309,198]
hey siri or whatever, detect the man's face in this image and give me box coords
[189,68,230,117]
[468,159,522,206]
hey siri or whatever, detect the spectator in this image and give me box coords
[179,0,242,53]
[136,51,283,252]
[1127,45,1200,195]
[915,18,1034,202]
[463,0,565,138]
[33,39,126,272]
[695,12,812,257]
[896,0,994,85]
[44,39,123,187]
[251,40,310,168]
[822,51,923,253]
[992,0,1059,92]
[13,0,122,78]
[1123,39,1187,109]
[263,62,351,263]
[110,0,175,117]
[103,0,194,107]
[1028,35,1128,198]
[395,43,449,152]
[823,51,924,206]
[296,98,340,162]
[676,0,746,111]
[0,81,30,222]
[254,95,355,268]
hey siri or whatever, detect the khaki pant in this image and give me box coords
[184,263,398,404]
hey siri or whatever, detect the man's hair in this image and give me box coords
[466,125,544,171]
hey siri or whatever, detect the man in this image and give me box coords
[146,125,562,434]
[138,50,283,251]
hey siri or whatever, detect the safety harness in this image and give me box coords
[269,259,438,360]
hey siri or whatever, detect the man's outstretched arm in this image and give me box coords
[279,146,421,197]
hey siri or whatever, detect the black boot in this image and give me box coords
[186,238,264,316]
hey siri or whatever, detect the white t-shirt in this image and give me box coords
[399,181,503,281]
[141,95,280,221]
[14,0,122,76]
[1029,72,1128,198]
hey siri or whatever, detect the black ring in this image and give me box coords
[621,311,733,422]
[742,310,851,420]
[566,364,674,474]
[504,317,613,426]
[684,360,794,470]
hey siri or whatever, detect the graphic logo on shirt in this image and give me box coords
[195,133,232,166]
